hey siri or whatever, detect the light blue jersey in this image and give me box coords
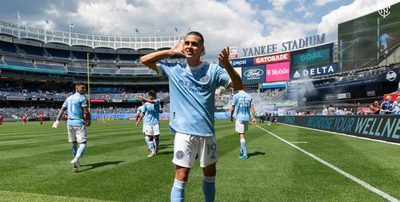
[143,99,161,125]
[137,105,144,114]
[232,91,253,121]
[159,61,230,137]
[62,93,88,126]
[380,33,389,44]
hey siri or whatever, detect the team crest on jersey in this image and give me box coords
[175,150,185,159]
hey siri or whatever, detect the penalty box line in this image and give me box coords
[256,125,399,202]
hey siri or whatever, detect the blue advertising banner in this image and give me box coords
[378,69,400,82]
[291,63,337,79]
[277,115,400,143]
[242,65,266,85]
[230,58,254,67]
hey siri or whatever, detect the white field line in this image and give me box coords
[290,141,308,144]
[256,125,400,202]
[0,140,24,144]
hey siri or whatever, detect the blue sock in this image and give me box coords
[202,176,215,202]
[71,143,78,158]
[75,143,86,160]
[240,139,247,155]
[171,179,186,202]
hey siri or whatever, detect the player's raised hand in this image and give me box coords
[171,39,184,56]
[52,121,60,128]
[218,47,231,69]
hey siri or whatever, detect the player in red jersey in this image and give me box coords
[0,114,4,125]
[22,114,27,125]
[38,112,45,125]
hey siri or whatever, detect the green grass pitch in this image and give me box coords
[1,120,400,201]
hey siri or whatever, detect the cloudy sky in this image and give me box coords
[0,0,398,60]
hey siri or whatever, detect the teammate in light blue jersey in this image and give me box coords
[140,31,244,202]
[52,83,91,173]
[136,100,154,153]
[230,90,256,159]
[136,90,161,157]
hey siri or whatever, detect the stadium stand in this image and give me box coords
[46,48,71,59]
[0,40,17,53]
[16,43,45,57]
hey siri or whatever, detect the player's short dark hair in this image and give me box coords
[186,31,204,46]
[74,83,85,87]
[148,90,156,97]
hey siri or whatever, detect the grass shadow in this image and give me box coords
[157,143,173,150]
[156,151,173,155]
[247,151,266,158]
[80,160,124,172]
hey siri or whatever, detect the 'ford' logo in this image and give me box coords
[386,71,397,81]
[244,69,263,78]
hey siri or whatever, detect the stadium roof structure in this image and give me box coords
[0,20,183,51]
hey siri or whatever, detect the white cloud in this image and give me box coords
[66,0,265,59]
[315,0,338,6]
[304,11,314,18]
[295,2,308,13]
[317,0,400,41]
[259,10,318,52]
[268,0,292,11]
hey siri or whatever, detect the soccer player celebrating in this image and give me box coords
[140,31,243,202]
[230,90,256,159]
[52,83,91,173]
[136,90,161,157]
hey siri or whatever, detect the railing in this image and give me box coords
[0,20,183,50]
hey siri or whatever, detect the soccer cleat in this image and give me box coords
[147,152,156,158]
[70,159,80,173]
[240,154,248,159]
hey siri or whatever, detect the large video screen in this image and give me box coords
[290,43,333,70]
[338,2,400,72]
